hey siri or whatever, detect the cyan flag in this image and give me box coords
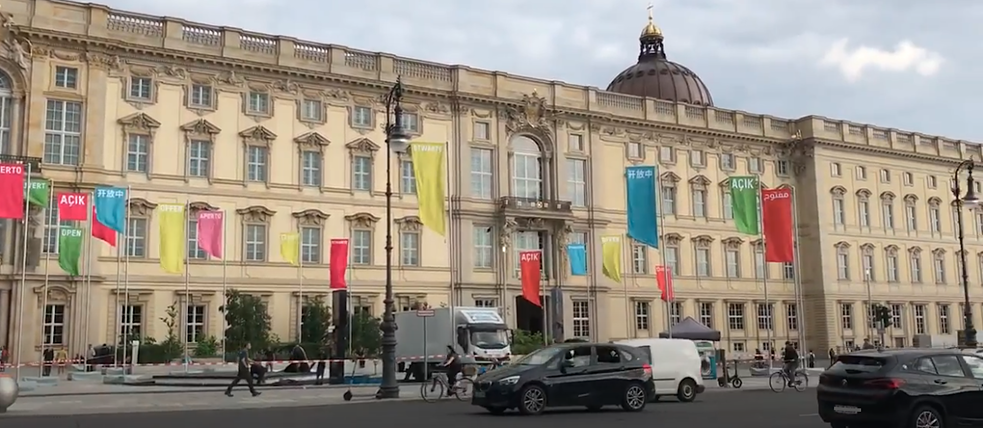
[626,166,659,248]
[567,244,587,276]
[94,186,127,234]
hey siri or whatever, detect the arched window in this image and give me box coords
[511,135,543,199]
[0,72,12,155]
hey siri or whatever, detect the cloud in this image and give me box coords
[821,39,944,82]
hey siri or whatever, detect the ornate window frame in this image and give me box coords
[118,112,161,179]
[240,126,276,187]
[346,212,380,265]
[180,119,221,183]
[237,206,276,262]
[105,288,154,349]
[722,237,743,278]
[185,77,218,114]
[692,234,714,277]
[126,198,157,259]
[175,291,217,344]
[243,84,274,119]
[689,175,710,218]
[293,209,329,265]
[346,138,380,194]
[395,215,423,267]
[295,132,329,189]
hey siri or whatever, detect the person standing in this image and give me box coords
[55,347,68,375]
[807,350,816,368]
[225,343,261,397]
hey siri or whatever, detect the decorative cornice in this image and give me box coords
[236,205,276,223]
[395,215,423,232]
[239,125,277,142]
[180,118,221,135]
[118,112,161,131]
[346,138,380,153]
[294,132,330,149]
[127,197,157,216]
[662,232,683,245]
[292,209,329,226]
[345,212,380,228]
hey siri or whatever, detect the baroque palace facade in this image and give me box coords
[0,0,978,362]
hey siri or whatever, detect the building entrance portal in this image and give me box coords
[515,295,550,341]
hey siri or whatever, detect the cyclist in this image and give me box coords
[781,341,799,386]
[441,346,463,392]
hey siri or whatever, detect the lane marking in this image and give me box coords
[799,413,819,417]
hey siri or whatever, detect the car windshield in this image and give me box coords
[471,330,509,349]
[514,347,564,365]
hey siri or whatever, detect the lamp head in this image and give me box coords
[388,125,410,154]
[963,188,980,209]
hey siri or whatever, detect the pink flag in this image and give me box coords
[196,210,224,259]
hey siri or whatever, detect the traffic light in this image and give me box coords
[872,303,892,328]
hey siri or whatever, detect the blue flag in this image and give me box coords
[94,186,127,234]
[567,244,587,276]
[626,166,659,248]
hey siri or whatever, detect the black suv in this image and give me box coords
[472,342,656,415]
[818,348,983,428]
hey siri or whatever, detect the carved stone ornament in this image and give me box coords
[118,112,161,134]
[128,198,158,216]
[750,239,763,249]
[269,79,299,95]
[239,125,277,144]
[884,245,899,255]
[424,102,451,116]
[188,201,218,212]
[1,35,28,71]
[395,215,423,232]
[346,138,380,155]
[908,246,922,254]
[517,217,545,230]
[292,209,329,226]
[691,235,714,245]
[236,206,276,223]
[662,232,683,245]
[345,212,380,228]
[722,237,744,249]
[661,172,681,185]
[502,90,552,133]
[181,119,221,137]
[32,283,75,300]
[216,70,245,87]
[500,218,519,249]
[154,64,187,81]
[294,132,330,150]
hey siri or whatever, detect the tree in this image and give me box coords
[511,330,545,355]
[350,312,381,358]
[220,289,272,351]
[301,296,331,344]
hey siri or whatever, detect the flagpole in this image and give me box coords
[757,179,773,366]
[121,185,132,370]
[112,194,123,368]
[220,210,228,359]
[82,190,93,362]
[622,235,631,339]
[540,250,548,346]
[297,236,303,343]
[15,164,32,379]
[183,199,190,372]
[790,186,806,354]
[38,182,54,377]
[655,171,671,339]
[346,240,353,359]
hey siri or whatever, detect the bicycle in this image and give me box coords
[421,371,474,403]
[769,366,809,392]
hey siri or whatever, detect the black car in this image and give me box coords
[472,342,656,415]
[818,348,983,428]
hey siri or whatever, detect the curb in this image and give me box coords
[20,383,371,398]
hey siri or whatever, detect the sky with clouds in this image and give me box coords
[99,0,978,140]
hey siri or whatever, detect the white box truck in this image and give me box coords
[395,307,511,380]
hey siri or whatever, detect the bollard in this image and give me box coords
[0,374,18,413]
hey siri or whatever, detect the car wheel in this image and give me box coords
[620,382,648,412]
[676,379,697,402]
[518,385,547,415]
[910,405,944,428]
[484,406,506,415]
[586,405,603,411]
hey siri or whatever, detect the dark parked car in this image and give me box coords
[472,342,655,415]
[818,348,983,428]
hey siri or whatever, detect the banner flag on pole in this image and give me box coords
[280,233,300,266]
[91,205,117,247]
[519,250,542,306]
[730,176,760,235]
[56,192,89,221]
[196,211,224,259]
[601,235,623,282]
[0,163,25,219]
[157,203,186,274]
[329,238,349,290]
[58,227,83,276]
[25,178,49,206]
[625,166,659,248]
[567,244,587,276]
[94,186,127,234]
[762,187,795,262]
[410,142,447,236]
[656,265,674,302]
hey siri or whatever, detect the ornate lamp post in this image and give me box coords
[377,77,411,399]
[952,159,980,349]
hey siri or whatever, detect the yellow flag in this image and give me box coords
[157,203,186,274]
[601,235,622,282]
[410,142,446,236]
[280,233,300,266]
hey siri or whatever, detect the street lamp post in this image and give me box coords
[864,267,873,343]
[952,159,980,349]
[377,77,411,399]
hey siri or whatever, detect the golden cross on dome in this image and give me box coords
[647,3,654,19]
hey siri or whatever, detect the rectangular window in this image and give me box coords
[669,302,682,326]
[186,305,205,343]
[400,231,420,266]
[833,198,845,225]
[841,304,853,330]
[696,247,710,277]
[187,140,210,177]
[659,146,674,163]
[473,122,489,141]
[244,224,267,261]
[859,200,870,227]
[301,99,323,122]
[300,226,321,264]
[43,100,83,166]
[42,304,66,345]
[400,159,416,194]
[634,301,650,331]
[830,162,841,176]
[887,253,898,282]
[930,207,941,233]
[890,304,903,329]
[568,134,584,152]
[661,186,676,214]
[119,304,142,340]
[246,146,268,182]
[754,247,766,278]
[757,304,774,330]
[748,157,761,173]
[777,160,790,175]
[880,169,891,183]
[189,84,213,108]
[474,298,497,308]
[126,134,149,172]
[903,172,913,186]
[699,302,714,329]
[938,304,950,334]
[54,66,78,89]
[720,153,735,170]
[666,246,679,275]
[301,151,322,187]
[43,199,74,254]
[690,150,705,167]
[352,229,372,265]
[129,77,154,100]
[856,166,867,180]
[352,156,372,191]
[401,112,420,133]
[722,192,733,220]
[727,303,745,330]
[567,159,587,207]
[786,303,798,331]
[126,218,148,257]
[247,91,270,115]
[473,225,493,268]
[187,217,207,260]
[692,190,706,217]
[911,253,922,282]
[726,248,740,278]
[914,305,926,334]
[352,106,373,128]
[783,262,794,280]
[572,301,590,338]
[470,148,493,199]
[632,244,647,274]
[627,142,642,158]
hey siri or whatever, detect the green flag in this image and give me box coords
[58,227,83,276]
[24,179,49,206]
[730,176,760,235]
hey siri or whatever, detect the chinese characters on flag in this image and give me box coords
[761,188,794,263]
[519,251,542,307]
[656,265,674,302]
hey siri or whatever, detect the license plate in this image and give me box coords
[834,405,861,415]
[474,390,485,398]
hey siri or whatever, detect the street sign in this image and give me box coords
[416,309,435,317]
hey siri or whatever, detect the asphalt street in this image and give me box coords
[1,389,824,428]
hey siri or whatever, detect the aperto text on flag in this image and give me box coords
[59,193,87,206]
[198,211,222,220]
[730,177,757,190]
[520,251,541,262]
[60,228,82,238]
[764,189,791,201]
[626,168,654,179]
[95,188,125,198]
[0,164,23,174]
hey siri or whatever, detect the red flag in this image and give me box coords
[329,239,349,289]
[0,163,24,219]
[519,251,542,306]
[91,205,117,247]
[57,192,89,221]
[656,265,674,302]
[762,187,794,262]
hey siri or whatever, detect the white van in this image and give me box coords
[615,338,705,402]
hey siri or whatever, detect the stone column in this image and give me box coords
[0,289,8,347]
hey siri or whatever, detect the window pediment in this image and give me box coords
[860,243,874,253]
[346,138,380,154]
[834,241,850,249]
[688,175,711,187]
[830,185,847,196]
[904,194,918,203]
[181,118,221,137]
[722,237,744,249]
[239,125,277,143]
[345,212,380,228]
[395,215,423,232]
[908,246,922,254]
[662,232,683,245]
[880,191,895,201]
[928,197,942,207]
[660,171,680,185]
[294,132,330,150]
[691,234,714,245]
[188,201,218,212]
[128,198,157,216]
[856,188,871,199]
[750,238,763,249]
[932,248,946,255]
[118,112,161,133]
[236,205,276,223]
[292,209,329,226]
[884,245,899,255]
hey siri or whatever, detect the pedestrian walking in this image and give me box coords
[827,348,836,368]
[55,347,68,375]
[807,350,816,368]
[225,343,261,397]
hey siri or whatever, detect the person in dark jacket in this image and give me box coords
[225,343,260,397]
